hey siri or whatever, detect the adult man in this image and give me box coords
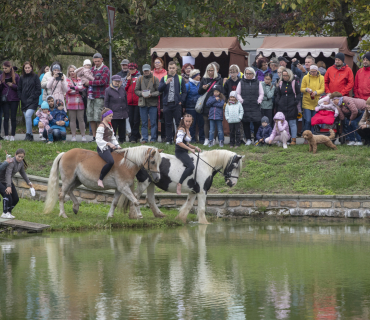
[269,58,280,85]
[135,64,160,143]
[354,52,370,100]
[158,61,187,144]
[291,56,315,80]
[278,56,289,67]
[117,59,129,87]
[85,53,110,142]
[324,52,354,96]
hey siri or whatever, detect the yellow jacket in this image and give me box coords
[300,73,325,110]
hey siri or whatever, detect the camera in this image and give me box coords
[56,72,63,80]
[292,60,299,66]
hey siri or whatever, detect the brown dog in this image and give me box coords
[302,129,337,154]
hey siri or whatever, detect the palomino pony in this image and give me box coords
[121,150,244,224]
[44,146,162,218]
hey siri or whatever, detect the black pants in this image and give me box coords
[111,119,126,143]
[261,109,273,127]
[128,105,141,142]
[97,147,114,181]
[175,150,194,184]
[0,182,19,213]
[242,121,260,140]
[229,122,241,146]
[3,101,18,136]
[358,128,370,142]
[164,102,181,143]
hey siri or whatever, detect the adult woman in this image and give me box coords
[236,67,264,145]
[46,64,68,111]
[38,65,49,106]
[198,63,224,146]
[175,114,201,195]
[185,69,204,143]
[96,108,122,188]
[255,58,272,82]
[300,65,325,132]
[0,148,33,219]
[275,68,300,145]
[331,92,366,145]
[152,57,167,142]
[41,61,64,101]
[66,65,86,142]
[181,63,194,83]
[1,61,20,141]
[17,61,41,141]
[105,75,128,144]
[357,98,370,144]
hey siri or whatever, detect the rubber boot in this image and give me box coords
[291,138,296,145]
[29,134,34,141]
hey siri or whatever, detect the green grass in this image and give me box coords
[7,199,196,232]
[4,139,370,195]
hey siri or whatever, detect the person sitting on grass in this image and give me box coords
[48,99,69,144]
[265,112,290,149]
[96,108,122,188]
[255,116,273,146]
[0,148,32,219]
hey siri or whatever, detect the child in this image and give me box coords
[265,112,290,149]
[255,116,273,146]
[75,59,94,99]
[48,99,69,144]
[315,95,338,117]
[206,89,225,147]
[0,148,32,219]
[225,91,243,148]
[36,101,53,140]
[261,73,275,125]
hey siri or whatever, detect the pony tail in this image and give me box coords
[23,159,28,170]
[176,113,193,136]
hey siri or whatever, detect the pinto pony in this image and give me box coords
[121,150,244,224]
[44,146,162,218]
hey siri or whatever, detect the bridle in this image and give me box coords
[195,153,240,181]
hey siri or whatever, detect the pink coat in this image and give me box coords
[75,67,94,83]
[46,76,69,111]
[268,112,290,141]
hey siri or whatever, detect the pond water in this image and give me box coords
[1,220,370,319]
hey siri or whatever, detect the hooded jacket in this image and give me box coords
[300,72,325,110]
[324,64,354,96]
[125,70,141,106]
[255,67,272,82]
[17,73,41,111]
[336,96,366,121]
[207,95,225,120]
[354,66,370,100]
[268,112,290,141]
[261,82,275,110]
[256,124,273,140]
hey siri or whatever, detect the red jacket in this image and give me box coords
[324,64,354,96]
[354,66,370,100]
[125,71,141,105]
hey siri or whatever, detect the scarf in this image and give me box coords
[189,78,199,86]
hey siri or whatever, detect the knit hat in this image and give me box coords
[83,59,92,66]
[55,99,64,107]
[128,63,138,70]
[335,52,345,63]
[52,64,61,71]
[363,52,370,62]
[93,53,103,59]
[190,69,200,79]
[278,56,289,63]
[229,91,237,98]
[111,75,121,82]
[41,101,49,109]
[120,59,130,65]
[310,65,318,71]
[261,116,269,124]
[142,64,151,71]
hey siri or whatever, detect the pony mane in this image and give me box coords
[116,146,161,168]
[202,150,240,170]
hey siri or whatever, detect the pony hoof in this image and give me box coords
[134,201,140,206]
[155,213,166,218]
[60,214,68,219]
[199,220,211,225]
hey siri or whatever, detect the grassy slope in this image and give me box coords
[4,140,370,195]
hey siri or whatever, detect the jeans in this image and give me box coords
[288,120,297,139]
[23,109,35,134]
[186,109,205,142]
[140,106,157,142]
[209,120,224,142]
[303,109,316,132]
[164,102,181,142]
[43,128,66,142]
[345,111,363,142]
[3,101,17,136]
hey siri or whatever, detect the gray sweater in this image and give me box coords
[0,158,30,187]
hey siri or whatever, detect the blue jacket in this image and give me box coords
[33,108,69,129]
[271,70,280,85]
[158,74,187,107]
[51,109,68,122]
[207,96,225,120]
[185,81,200,109]
[256,124,273,141]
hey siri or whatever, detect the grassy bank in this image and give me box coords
[3,140,370,195]
[4,199,196,232]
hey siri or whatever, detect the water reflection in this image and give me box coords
[1,222,370,319]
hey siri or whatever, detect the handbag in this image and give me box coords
[1,87,9,102]
[195,81,216,114]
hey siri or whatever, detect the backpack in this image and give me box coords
[164,75,183,94]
